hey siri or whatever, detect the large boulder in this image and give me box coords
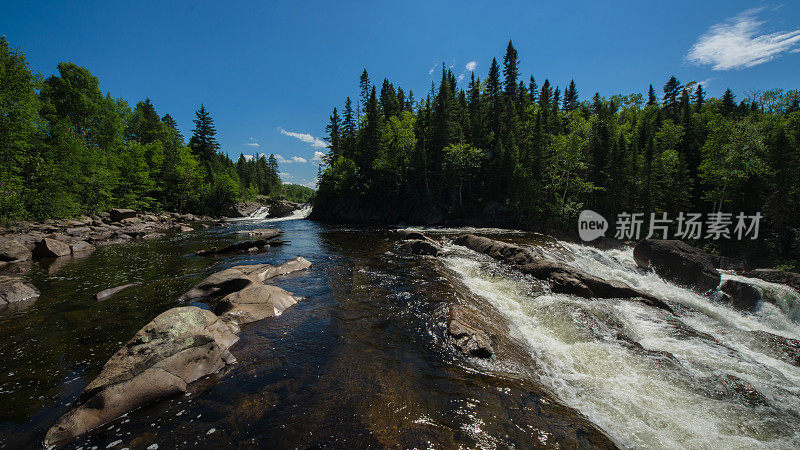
[109,208,137,222]
[452,234,541,266]
[0,239,32,262]
[44,307,239,447]
[719,280,761,311]
[223,201,261,218]
[740,269,800,293]
[268,200,302,218]
[217,285,300,326]
[448,305,493,358]
[32,238,71,259]
[633,239,721,292]
[0,276,40,305]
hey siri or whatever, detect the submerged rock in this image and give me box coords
[46,256,312,446]
[399,239,441,256]
[44,307,239,446]
[454,234,672,313]
[633,239,720,292]
[196,236,287,256]
[719,279,761,311]
[0,239,32,262]
[94,282,142,301]
[0,276,40,305]
[448,305,493,358]
[32,238,71,259]
[234,228,283,239]
[740,269,800,293]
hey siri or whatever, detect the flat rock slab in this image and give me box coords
[0,276,40,305]
[448,304,493,358]
[235,228,283,239]
[32,238,71,259]
[94,282,142,301]
[196,238,287,256]
[0,239,32,262]
[44,306,239,447]
[741,269,800,293]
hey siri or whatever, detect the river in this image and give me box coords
[1,214,799,449]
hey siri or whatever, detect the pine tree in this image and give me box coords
[341,97,356,159]
[662,76,681,119]
[563,80,579,111]
[502,40,519,96]
[325,107,341,162]
[722,88,735,117]
[189,104,220,172]
[358,69,370,118]
[647,84,657,106]
[529,76,538,103]
[694,84,705,110]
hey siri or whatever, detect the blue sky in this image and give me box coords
[3,1,799,188]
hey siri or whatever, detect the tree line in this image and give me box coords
[315,40,800,268]
[0,37,289,220]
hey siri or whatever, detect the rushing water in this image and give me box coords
[1,220,798,449]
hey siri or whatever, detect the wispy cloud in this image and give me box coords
[279,128,329,148]
[428,67,435,76]
[278,172,291,178]
[687,8,800,70]
[312,151,325,164]
[244,137,260,147]
[458,60,478,81]
[274,154,307,164]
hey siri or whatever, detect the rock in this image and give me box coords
[713,255,747,272]
[109,208,137,222]
[0,239,32,262]
[178,257,311,302]
[268,200,302,218]
[633,239,721,292]
[176,225,193,232]
[399,239,441,256]
[448,305,493,358]
[142,232,165,240]
[94,282,142,301]
[69,241,95,255]
[32,238,71,259]
[120,217,140,225]
[749,330,800,367]
[235,228,283,239]
[396,229,429,241]
[740,269,800,293]
[454,235,672,313]
[195,238,286,256]
[223,201,261,218]
[216,285,300,326]
[0,276,40,305]
[719,280,761,311]
[452,234,541,266]
[44,307,239,446]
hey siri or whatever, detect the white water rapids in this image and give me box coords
[441,236,800,449]
[229,205,313,222]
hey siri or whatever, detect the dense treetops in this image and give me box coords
[0,37,289,220]
[316,40,800,268]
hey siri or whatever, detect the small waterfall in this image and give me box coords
[441,237,800,449]
[248,206,270,219]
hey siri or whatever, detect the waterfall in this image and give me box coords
[248,206,270,219]
[441,236,800,449]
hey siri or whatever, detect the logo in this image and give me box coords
[578,210,608,241]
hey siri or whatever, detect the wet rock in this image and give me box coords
[142,232,165,240]
[178,257,311,302]
[216,285,300,326]
[175,225,193,232]
[396,229,428,241]
[633,239,721,292]
[0,276,40,305]
[94,282,142,301]
[44,306,239,447]
[235,228,283,239]
[453,234,541,266]
[719,280,761,311]
[704,373,768,407]
[195,238,286,256]
[0,239,32,262]
[223,201,261,218]
[448,305,493,358]
[454,235,672,312]
[109,208,137,222]
[399,239,441,256]
[713,255,747,272]
[268,200,302,218]
[749,330,800,367]
[69,240,95,255]
[740,269,800,293]
[32,238,71,259]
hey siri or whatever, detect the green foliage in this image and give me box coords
[281,184,315,203]
[0,38,291,219]
[316,43,800,267]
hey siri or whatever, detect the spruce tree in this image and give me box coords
[722,88,735,117]
[563,80,579,111]
[662,76,681,119]
[189,104,220,172]
[694,84,705,110]
[358,69,370,118]
[647,84,657,106]
[502,40,519,96]
[325,107,341,162]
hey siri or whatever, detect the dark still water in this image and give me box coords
[0,217,615,449]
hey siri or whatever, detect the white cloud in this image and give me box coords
[428,67,434,75]
[465,60,477,71]
[244,137,260,147]
[274,154,308,164]
[243,154,254,161]
[687,8,800,70]
[301,178,318,188]
[279,128,329,148]
[274,154,291,164]
[312,151,325,164]
[278,172,292,178]
[291,156,307,163]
